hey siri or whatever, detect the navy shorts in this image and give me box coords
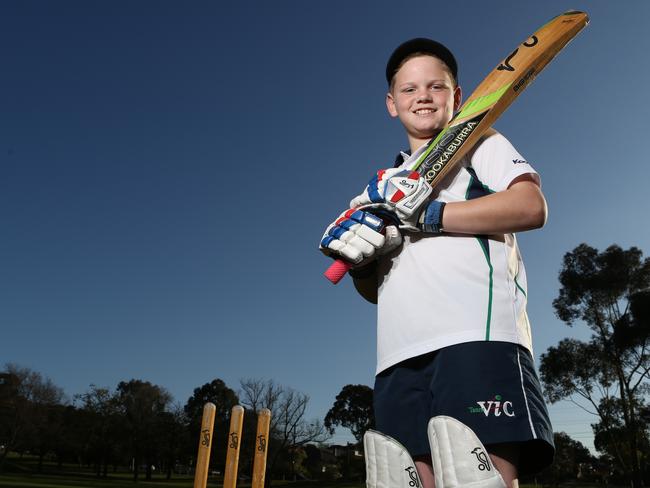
[373,341,554,476]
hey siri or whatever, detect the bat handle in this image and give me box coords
[324,259,353,284]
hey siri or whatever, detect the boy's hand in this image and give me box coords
[320,208,402,265]
[350,169,432,227]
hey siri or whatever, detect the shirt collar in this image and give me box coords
[394,144,430,170]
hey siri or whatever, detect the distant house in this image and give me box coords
[329,443,363,458]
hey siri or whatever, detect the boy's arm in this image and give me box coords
[348,261,379,303]
[440,174,546,234]
[352,273,378,304]
[347,173,543,303]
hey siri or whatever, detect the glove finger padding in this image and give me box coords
[381,225,403,256]
[320,209,386,264]
[349,223,404,271]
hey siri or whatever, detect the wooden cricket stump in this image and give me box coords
[193,402,216,488]
[223,405,245,488]
[252,409,272,488]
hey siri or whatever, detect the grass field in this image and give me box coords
[0,453,365,488]
[0,456,607,488]
[0,458,365,488]
[0,473,191,488]
[0,474,370,488]
[0,475,614,488]
[0,471,619,488]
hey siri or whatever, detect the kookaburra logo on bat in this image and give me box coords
[497,36,539,71]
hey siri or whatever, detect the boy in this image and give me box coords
[320,38,554,488]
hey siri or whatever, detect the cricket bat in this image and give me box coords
[324,10,589,284]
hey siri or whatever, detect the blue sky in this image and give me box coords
[1,1,649,452]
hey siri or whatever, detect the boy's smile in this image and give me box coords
[386,55,462,152]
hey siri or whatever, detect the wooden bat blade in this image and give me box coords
[413,10,589,185]
[324,10,588,284]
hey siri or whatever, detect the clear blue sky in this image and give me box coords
[1,1,649,452]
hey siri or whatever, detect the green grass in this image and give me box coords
[0,474,187,488]
[0,470,207,488]
[0,475,360,488]
[0,472,623,488]
[0,465,367,488]
[0,474,368,488]
[0,457,197,488]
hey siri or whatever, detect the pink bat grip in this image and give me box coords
[324,259,353,284]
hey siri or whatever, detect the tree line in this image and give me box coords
[0,373,331,483]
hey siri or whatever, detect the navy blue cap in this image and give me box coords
[386,38,458,86]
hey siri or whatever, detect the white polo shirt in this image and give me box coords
[375,131,539,374]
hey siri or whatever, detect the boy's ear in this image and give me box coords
[386,91,398,118]
[453,85,462,112]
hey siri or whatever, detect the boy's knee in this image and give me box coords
[488,443,520,488]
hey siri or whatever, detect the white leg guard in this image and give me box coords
[364,429,422,488]
[428,416,506,488]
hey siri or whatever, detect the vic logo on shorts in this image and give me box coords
[469,394,515,417]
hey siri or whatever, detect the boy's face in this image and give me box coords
[386,55,462,148]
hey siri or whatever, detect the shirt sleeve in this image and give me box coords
[468,131,540,192]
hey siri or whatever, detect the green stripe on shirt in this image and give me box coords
[476,237,494,340]
[515,276,527,297]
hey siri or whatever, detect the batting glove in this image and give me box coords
[320,208,402,265]
[349,169,433,228]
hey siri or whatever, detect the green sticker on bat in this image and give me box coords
[455,83,511,121]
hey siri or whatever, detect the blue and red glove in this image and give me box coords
[320,208,402,265]
[350,169,445,233]
[350,168,433,229]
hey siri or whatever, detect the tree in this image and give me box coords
[157,404,190,480]
[0,364,65,473]
[324,384,374,443]
[540,243,650,488]
[52,404,88,469]
[184,379,239,425]
[75,385,120,477]
[0,370,22,472]
[115,379,173,481]
[239,378,331,484]
[184,379,239,475]
[535,432,595,485]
